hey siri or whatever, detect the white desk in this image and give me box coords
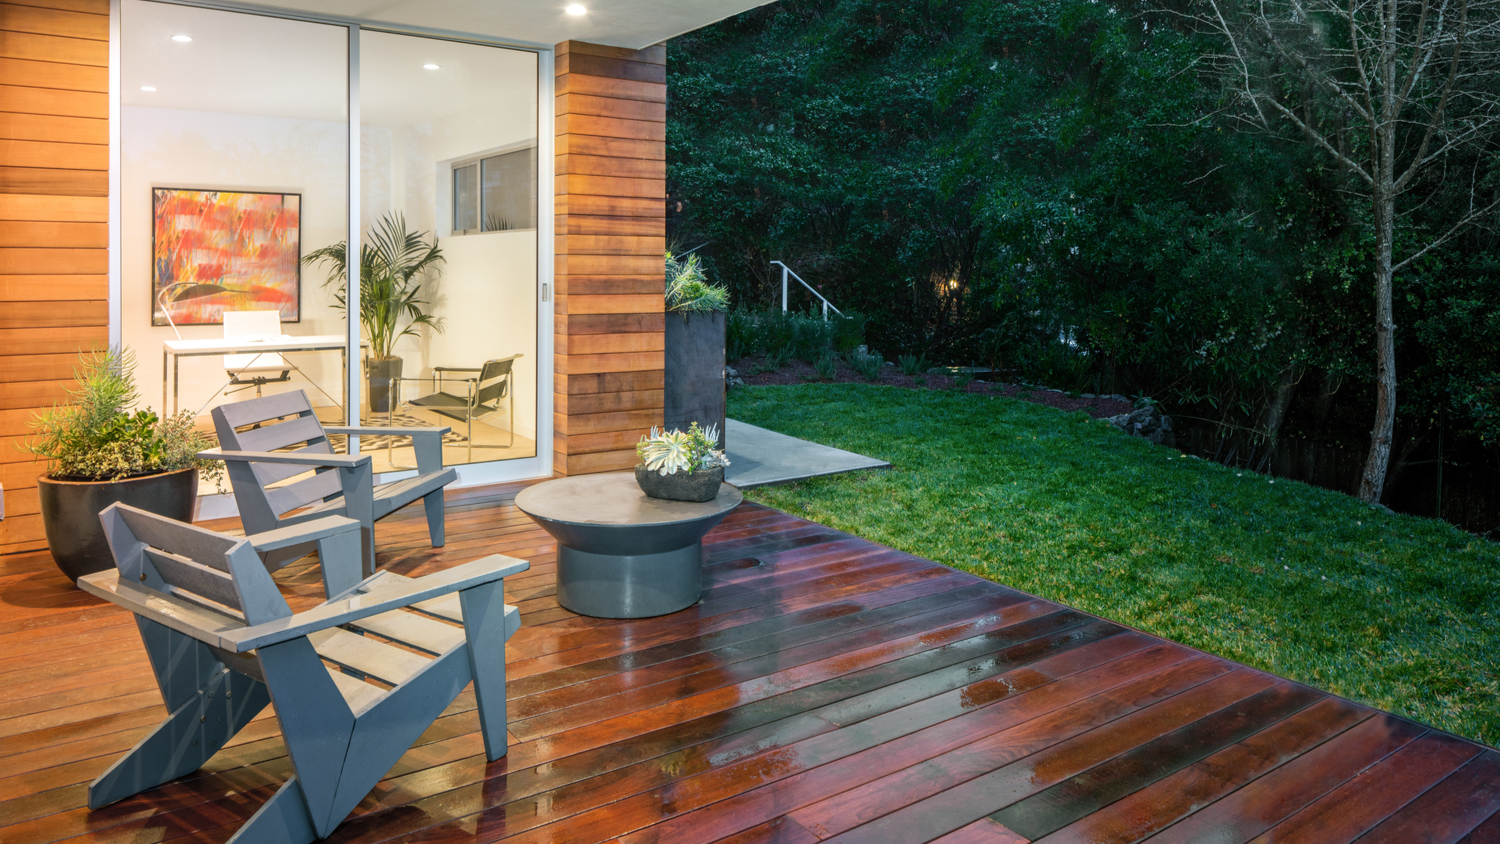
[162,335,365,416]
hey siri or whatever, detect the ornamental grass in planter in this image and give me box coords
[635,423,731,502]
[21,347,222,583]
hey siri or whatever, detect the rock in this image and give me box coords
[1108,405,1177,447]
[724,366,746,390]
[1369,503,1396,516]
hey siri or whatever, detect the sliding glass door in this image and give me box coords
[121,1,542,480]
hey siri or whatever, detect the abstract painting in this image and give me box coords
[151,188,301,326]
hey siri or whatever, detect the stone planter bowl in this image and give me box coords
[634,464,725,502]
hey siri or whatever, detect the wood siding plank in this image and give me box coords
[0,325,107,353]
[0,193,106,220]
[556,112,666,142]
[557,332,664,356]
[556,72,667,103]
[0,298,105,327]
[556,51,667,84]
[0,274,105,300]
[0,82,106,117]
[0,3,108,40]
[0,245,105,272]
[0,138,106,170]
[0,166,106,196]
[0,55,105,91]
[0,219,105,246]
[556,213,665,236]
[0,28,106,65]
[0,111,107,143]
[556,234,665,255]
[554,132,665,161]
[555,154,666,180]
[555,93,666,122]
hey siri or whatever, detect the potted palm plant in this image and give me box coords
[22,347,222,584]
[303,212,446,412]
[664,251,730,447]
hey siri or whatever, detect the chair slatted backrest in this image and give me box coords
[211,391,347,518]
[101,503,292,626]
[476,356,519,408]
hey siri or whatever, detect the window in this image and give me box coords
[452,146,536,234]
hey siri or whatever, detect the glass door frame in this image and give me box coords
[108,0,557,494]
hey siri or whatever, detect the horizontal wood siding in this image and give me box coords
[0,0,108,554]
[553,40,666,476]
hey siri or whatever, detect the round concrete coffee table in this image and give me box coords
[515,471,742,618]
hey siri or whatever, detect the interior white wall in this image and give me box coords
[121,106,350,415]
[359,33,539,439]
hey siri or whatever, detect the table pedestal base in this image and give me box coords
[556,543,704,619]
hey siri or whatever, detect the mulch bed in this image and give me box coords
[729,356,1135,419]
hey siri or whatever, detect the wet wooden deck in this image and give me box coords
[2,480,1498,843]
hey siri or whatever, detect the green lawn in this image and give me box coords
[729,383,1500,746]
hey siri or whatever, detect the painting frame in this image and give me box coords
[151,187,303,327]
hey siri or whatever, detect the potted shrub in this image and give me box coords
[635,423,731,501]
[21,347,222,584]
[663,251,730,447]
[303,212,446,413]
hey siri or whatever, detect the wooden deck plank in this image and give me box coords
[0,484,1492,844]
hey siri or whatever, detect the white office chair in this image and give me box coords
[222,310,292,398]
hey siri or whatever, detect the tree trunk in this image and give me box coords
[1359,124,1398,503]
[1253,364,1301,474]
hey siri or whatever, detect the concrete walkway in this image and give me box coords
[724,418,890,489]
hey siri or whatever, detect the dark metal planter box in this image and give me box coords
[664,311,726,447]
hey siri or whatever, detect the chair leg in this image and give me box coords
[89,666,270,809]
[459,581,514,762]
[225,776,318,844]
[424,488,446,548]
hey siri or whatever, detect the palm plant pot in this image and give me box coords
[366,356,404,413]
[634,464,725,502]
[38,467,198,584]
[664,311,726,448]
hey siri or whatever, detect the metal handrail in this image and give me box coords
[770,261,844,321]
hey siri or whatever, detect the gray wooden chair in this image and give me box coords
[79,503,528,844]
[202,390,457,578]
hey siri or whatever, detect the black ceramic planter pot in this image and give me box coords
[38,467,198,584]
[664,311,726,447]
[634,464,726,502]
[367,356,404,413]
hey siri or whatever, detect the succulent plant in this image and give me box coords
[637,422,730,476]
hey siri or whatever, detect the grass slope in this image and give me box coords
[730,383,1500,746]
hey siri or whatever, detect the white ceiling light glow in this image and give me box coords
[171,34,192,42]
[140,85,157,91]
[566,4,587,15]
[423,62,440,69]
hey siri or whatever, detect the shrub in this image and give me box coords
[24,347,222,484]
[815,349,839,380]
[665,252,730,313]
[898,353,928,376]
[849,349,884,380]
[727,309,866,361]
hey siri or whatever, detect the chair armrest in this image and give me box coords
[222,554,531,652]
[324,425,452,437]
[244,515,360,554]
[324,426,449,474]
[244,515,365,597]
[78,571,244,650]
[197,448,371,469]
[432,366,482,373]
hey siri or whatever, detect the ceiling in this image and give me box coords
[122,0,538,128]
[206,0,777,50]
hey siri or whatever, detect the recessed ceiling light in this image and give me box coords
[140,85,157,92]
[566,4,587,15]
[171,34,192,42]
[423,63,440,70]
